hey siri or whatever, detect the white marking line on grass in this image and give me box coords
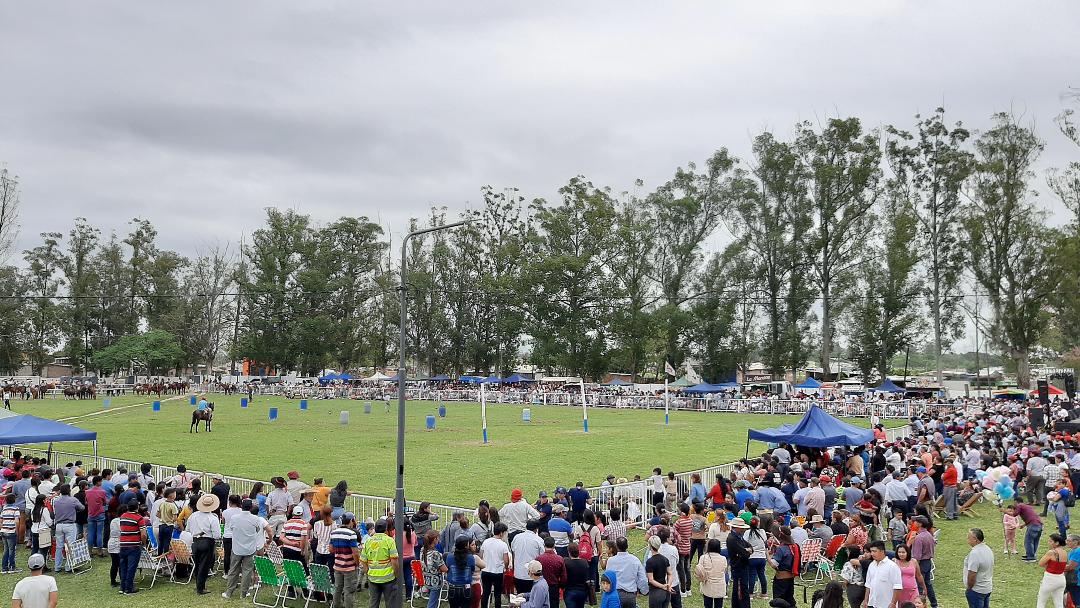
[57,395,186,422]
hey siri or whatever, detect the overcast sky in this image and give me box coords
[2,2,1078,350]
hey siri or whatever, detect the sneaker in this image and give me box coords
[222,592,232,599]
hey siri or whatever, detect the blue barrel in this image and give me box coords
[438,405,446,418]
[522,408,532,422]
[340,411,350,425]
[300,399,308,411]
[364,403,372,414]
[190,395,197,405]
[425,415,436,430]
[269,407,278,421]
[152,401,161,412]
[103,398,111,409]
[241,397,248,408]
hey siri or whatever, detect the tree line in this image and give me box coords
[2,106,1079,388]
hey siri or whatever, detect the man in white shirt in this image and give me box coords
[11,553,57,608]
[222,498,273,599]
[499,489,540,538]
[862,541,902,608]
[480,522,511,608]
[511,520,545,593]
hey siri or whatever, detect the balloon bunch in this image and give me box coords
[977,466,1015,505]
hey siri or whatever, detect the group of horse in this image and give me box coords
[62,385,97,399]
[133,381,190,396]
[0,384,55,400]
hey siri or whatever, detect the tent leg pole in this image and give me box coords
[46,442,53,467]
[744,436,750,460]
[93,440,98,468]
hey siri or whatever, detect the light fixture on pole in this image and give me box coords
[395,218,472,608]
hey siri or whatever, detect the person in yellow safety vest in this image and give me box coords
[360,519,400,608]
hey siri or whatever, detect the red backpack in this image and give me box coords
[578,525,595,561]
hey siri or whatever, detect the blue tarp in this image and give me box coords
[318,372,339,383]
[479,375,502,384]
[503,374,534,383]
[431,374,451,382]
[338,373,353,381]
[683,382,729,394]
[795,377,822,389]
[712,382,740,390]
[459,376,481,384]
[0,414,97,445]
[747,405,875,448]
[872,378,905,393]
[605,378,632,386]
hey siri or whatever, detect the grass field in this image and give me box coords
[0,394,1041,607]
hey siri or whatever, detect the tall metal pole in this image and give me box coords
[395,220,470,608]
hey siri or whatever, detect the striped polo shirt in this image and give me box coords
[330,527,359,571]
[281,517,309,550]
[119,512,147,547]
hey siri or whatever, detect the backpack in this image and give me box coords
[578,525,595,560]
[1067,492,1077,508]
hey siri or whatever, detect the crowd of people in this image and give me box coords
[2,395,1080,608]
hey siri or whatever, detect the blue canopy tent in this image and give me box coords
[318,372,339,384]
[338,373,353,381]
[430,374,451,382]
[683,382,726,394]
[502,374,534,384]
[794,377,822,389]
[479,375,502,384]
[746,405,875,455]
[605,378,632,386]
[871,378,905,394]
[386,373,402,383]
[0,413,100,461]
[458,376,481,384]
[711,382,740,390]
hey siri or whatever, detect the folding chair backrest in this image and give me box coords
[147,530,158,551]
[171,540,193,565]
[824,535,845,559]
[282,559,309,589]
[138,549,157,569]
[265,542,284,566]
[310,563,334,594]
[832,546,849,572]
[66,538,92,569]
[411,559,426,588]
[253,556,284,586]
[800,538,821,566]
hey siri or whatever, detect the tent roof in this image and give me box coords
[683,382,729,394]
[1030,385,1065,396]
[479,375,502,384]
[871,378,905,393]
[670,376,693,387]
[0,414,97,445]
[747,405,874,448]
[364,372,391,381]
[318,372,339,382]
[795,377,822,389]
[503,374,534,383]
[605,378,632,386]
[430,374,451,381]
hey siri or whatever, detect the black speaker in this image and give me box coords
[1066,375,1077,404]
[1029,405,1046,429]
[1038,380,1050,406]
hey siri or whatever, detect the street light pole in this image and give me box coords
[395,219,470,608]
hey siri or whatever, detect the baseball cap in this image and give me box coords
[538,491,548,498]
[292,505,304,516]
[287,471,300,480]
[526,560,544,575]
[819,475,831,484]
[511,489,523,501]
[850,476,862,485]
[28,553,45,570]
[648,536,662,550]
[916,466,927,473]
[341,512,356,524]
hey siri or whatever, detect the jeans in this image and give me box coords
[564,588,587,608]
[677,554,692,593]
[772,577,795,608]
[2,533,16,571]
[403,557,414,598]
[1026,524,1044,560]
[747,558,767,594]
[917,558,937,608]
[335,569,358,608]
[943,486,958,519]
[702,596,724,608]
[158,524,174,556]
[647,587,670,608]
[119,546,140,593]
[110,553,120,585]
[369,579,398,608]
[481,571,504,608]
[428,581,443,608]
[54,523,77,571]
[965,588,990,608]
[87,515,105,550]
[224,552,255,598]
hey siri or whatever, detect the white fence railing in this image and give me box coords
[11,424,912,529]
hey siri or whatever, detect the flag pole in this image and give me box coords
[664,375,670,425]
[581,378,589,433]
[481,381,489,444]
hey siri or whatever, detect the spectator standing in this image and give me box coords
[222,498,272,600]
[49,484,83,574]
[10,553,57,608]
[186,494,223,595]
[862,541,902,608]
[963,528,994,608]
[360,519,400,608]
[329,513,361,608]
[117,501,147,595]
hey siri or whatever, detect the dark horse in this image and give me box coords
[190,402,214,433]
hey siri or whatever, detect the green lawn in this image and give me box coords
[0,394,1041,607]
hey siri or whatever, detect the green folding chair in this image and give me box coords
[281,559,312,606]
[253,555,286,608]
[307,563,334,607]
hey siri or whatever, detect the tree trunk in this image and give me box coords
[821,281,832,376]
[1014,348,1031,389]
